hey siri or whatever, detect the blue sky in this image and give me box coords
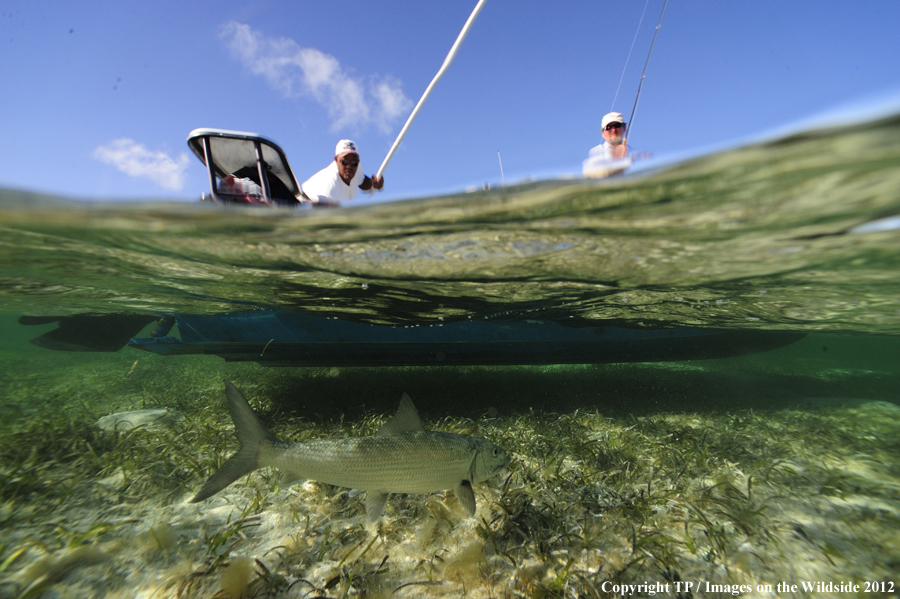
[1,1,899,204]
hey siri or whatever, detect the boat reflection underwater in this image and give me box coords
[23,311,805,367]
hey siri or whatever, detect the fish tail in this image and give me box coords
[191,380,278,502]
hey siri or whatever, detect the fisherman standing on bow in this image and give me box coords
[583,111,632,178]
[301,139,384,206]
[593,112,628,159]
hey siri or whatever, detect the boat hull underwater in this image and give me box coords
[23,311,805,367]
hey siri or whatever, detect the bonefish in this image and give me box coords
[192,381,510,521]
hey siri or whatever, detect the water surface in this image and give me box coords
[1,113,899,598]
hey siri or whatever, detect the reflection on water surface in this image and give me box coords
[1,114,899,333]
[0,112,899,598]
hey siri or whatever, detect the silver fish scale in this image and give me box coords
[261,430,480,493]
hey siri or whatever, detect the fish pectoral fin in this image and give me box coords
[456,480,476,516]
[365,491,389,522]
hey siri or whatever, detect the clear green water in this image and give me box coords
[0,115,898,598]
[2,115,899,330]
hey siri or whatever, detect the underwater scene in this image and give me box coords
[1,114,899,598]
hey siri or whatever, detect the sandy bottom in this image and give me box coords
[1,342,899,598]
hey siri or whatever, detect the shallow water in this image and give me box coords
[3,114,900,331]
[1,114,899,598]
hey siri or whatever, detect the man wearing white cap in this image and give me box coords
[301,139,384,205]
[582,112,631,178]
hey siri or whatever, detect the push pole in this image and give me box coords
[375,0,488,180]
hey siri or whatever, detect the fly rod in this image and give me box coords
[625,0,668,145]
[375,0,487,180]
[611,0,651,111]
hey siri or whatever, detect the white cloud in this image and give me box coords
[220,22,411,133]
[93,139,189,192]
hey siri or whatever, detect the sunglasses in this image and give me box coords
[604,122,625,131]
[340,157,359,166]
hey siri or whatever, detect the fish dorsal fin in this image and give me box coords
[377,393,424,436]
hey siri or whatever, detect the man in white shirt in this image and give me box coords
[301,139,384,206]
[583,112,632,179]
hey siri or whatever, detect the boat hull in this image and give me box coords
[128,310,805,367]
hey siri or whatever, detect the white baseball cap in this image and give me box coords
[335,139,359,156]
[601,112,625,129]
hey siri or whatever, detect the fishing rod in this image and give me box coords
[611,0,650,111]
[375,0,488,180]
[624,0,668,145]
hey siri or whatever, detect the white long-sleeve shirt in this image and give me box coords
[301,161,365,203]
